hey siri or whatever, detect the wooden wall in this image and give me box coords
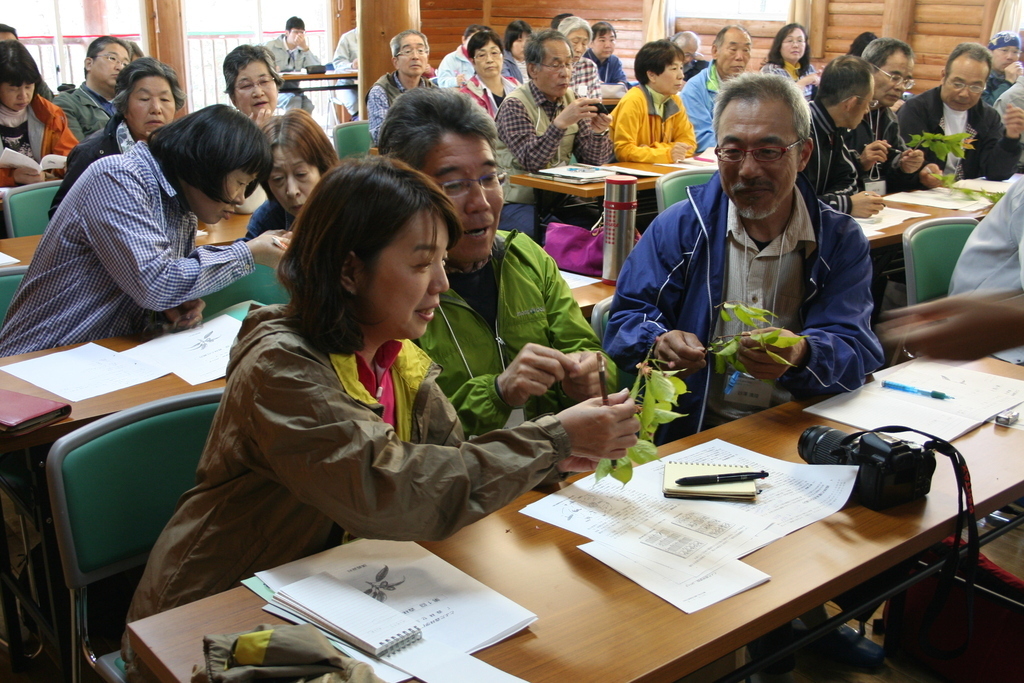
[673,18,789,72]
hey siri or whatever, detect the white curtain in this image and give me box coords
[644,0,669,42]
[789,0,811,28]
[991,0,1023,35]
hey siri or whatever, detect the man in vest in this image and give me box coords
[494,29,613,238]
[367,30,436,144]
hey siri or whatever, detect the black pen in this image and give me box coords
[675,471,769,486]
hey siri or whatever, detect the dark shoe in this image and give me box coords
[800,622,885,668]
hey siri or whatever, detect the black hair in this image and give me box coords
[592,22,616,40]
[111,57,187,115]
[504,20,532,54]
[766,23,811,75]
[0,24,17,37]
[463,24,491,39]
[525,29,572,67]
[945,42,992,75]
[848,32,878,57]
[148,104,272,203]
[551,13,573,30]
[467,29,502,59]
[285,17,305,32]
[635,39,685,85]
[222,44,284,96]
[860,38,914,69]
[0,40,42,88]
[85,36,131,79]
[816,55,873,107]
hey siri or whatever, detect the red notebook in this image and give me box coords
[0,388,72,436]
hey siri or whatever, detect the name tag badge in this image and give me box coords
[503,407,526,429]
[864,179,887,196]
[724,371,773,408]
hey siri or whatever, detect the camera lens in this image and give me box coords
[798,425,851,465]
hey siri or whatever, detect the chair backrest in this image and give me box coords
[590,295,636,391]
[0,265,28,321]
[200,265,290,317]
[46,389,223,589]
[3,180,63,238]
[333,120,372,159]
[902,217,979,305]
[655,169,715,213]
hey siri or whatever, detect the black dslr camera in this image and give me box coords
[798,426,937,511]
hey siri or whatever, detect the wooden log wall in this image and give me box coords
[672,18,791,73]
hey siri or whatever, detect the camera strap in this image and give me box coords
[863,425,978,660]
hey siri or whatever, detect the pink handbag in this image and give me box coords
[543,222,604,276]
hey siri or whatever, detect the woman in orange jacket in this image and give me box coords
[0,40,78,187]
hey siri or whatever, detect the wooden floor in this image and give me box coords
[1,491,1020,683]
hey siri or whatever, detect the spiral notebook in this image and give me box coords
[662,463,759,501]
[272,572,421,656]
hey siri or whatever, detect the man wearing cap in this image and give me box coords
[984,30,1023,105]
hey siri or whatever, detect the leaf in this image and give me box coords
[767,334,806,348]
[648,372,676,402]
[376,566,389,582]
[714,353,726,374]
[720,308,733,322]
[628,439,660,464]
[652,409,685,425]
[594,457,616,482]
[667,375,688,396]
[733,307,756,327]
[609,458,634,484]
[765,349,795,366]
[733,358,749,374]
[752,329,780,346]
[718,338,740,358]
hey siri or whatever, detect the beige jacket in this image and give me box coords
[124,306,570,666]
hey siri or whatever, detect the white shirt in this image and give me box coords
[941,104,969,176]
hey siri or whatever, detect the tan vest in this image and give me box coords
[496,85,578,205]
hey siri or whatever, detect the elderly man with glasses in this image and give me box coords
[366,29,436,144]
[607,72,883,445]
[55,35,131,141]
[494,29,612,237]
[899,41,1024,181]
[846,38,940,193]
[379,87,612,437]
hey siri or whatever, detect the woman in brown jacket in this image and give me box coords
[123,156,638,680]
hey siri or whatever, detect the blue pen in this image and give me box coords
[881,380,954,400]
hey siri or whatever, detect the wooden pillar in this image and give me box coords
[483,0,493,29]
[358,0,418,121]
[810,0,828,59]
[332,0,354,49]
[144,0,189,112]
[880,0,914,42]
[979,0,1000,44]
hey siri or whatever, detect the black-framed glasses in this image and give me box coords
[715,140,803,163]
[947,79,985,94]
[871,63,915,91]
[438,170,508,197]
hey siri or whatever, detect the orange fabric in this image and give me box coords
[0,95,79,187]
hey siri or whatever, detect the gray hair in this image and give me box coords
[861,37,914,69]
[525,29,572,67]
[672,31,700,51]
[222,44,284,95]
[378,88,499,170]
[111,57,186,115]
[557,16,592,42]
[390,30,429,57]
[713,25,750,49]
[713,72,810,141]
[945,42,992,75]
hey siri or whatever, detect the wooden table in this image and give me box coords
[0,213,252,271]
[570,280,615,319]
[126,357,1024,683]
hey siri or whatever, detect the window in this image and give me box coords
[670,0,789,22]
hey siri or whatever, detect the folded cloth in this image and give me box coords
[191,623,384,683]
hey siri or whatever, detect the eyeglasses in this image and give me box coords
[947,79,985,94]
[397,47,429,57]
[871,63,915,91]
[439,171,507,197]
[782,38,806,46]
[851,95,880,109]
[715,140,803,163]
[97,52,130,68]
[538,59,578,72]
[236,77,275,94]
[474,49,503,61]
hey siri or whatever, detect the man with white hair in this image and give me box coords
[672,30,708,81]
[681,25,752,151]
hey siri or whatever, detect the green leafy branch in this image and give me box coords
[594,355,688,485]
[929,173,1006,206]
[906,132,974,160]
[706,302,806,375]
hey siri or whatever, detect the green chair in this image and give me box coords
[200,265,289,317]
[591,295,635,391]
[3,179,62,238]
[46,389,223,683]
[333,120,372,159]
[902,217,978,305]
[0,265,28,320]
[655,169,715,213]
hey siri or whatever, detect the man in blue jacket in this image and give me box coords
[607,72,884,446]
[681,25,751,152]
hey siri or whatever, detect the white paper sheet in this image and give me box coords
[119,313,243,385]
[954,178,1015,193]
[0,251,18,266]
[0,343,167,402]
[599,165,664,177]
[578,543,770,613]
[256,539,536,656]
[655,158,718,169]
[885,189,989,211]
[854,207,929,232]
[805,360,1024,442]
[559,270,600,289]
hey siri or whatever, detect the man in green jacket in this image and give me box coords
[379,87,614,436]
[55,35,130,141]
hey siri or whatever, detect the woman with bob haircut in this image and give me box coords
[460,28,520,118]
[0,39,78,187]
[50,57,187,214]
[122,156,638,678]
[503,19,532,83]
[246,109,339,238]
[761,23,819,100]
[0,104,288,356]
[609,39,697,163]
[223,44,283,126]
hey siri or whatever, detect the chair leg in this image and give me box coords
[70,588,81,683]
[0,494,28,671]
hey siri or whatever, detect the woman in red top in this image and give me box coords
[0,40,78,187]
